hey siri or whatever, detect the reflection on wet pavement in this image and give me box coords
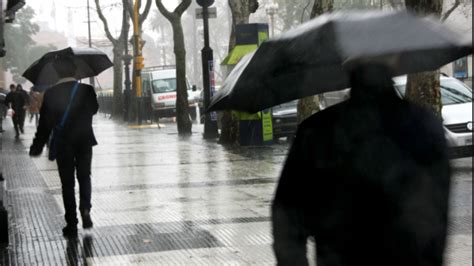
[0,117,287,264]
[0,116,471,265]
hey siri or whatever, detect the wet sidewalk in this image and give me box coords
[0,115,471,265]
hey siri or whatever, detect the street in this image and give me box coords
[0,115,471,265]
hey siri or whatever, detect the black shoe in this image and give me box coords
[81,210,93,229]
[62,225,78,238]
[20,128,24,134]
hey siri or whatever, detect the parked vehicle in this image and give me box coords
[142,65,201,120]
[272,100,298,140]
[271,75,473,158]
[394,75,472,158]
[271,91,347,140]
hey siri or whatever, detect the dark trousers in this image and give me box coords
[12,110,25,136]
[56,143,93,226]
[29,113,39,125]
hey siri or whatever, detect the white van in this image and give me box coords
[142,65,201,120]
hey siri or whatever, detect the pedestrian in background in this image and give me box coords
[28,89,42,126]
[0,87,7,133]
[272,64,451,266]
[5,83,28,137]
[16,84,29,130]
[29,58,99,238]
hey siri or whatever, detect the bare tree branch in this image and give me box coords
[139,0,153,24]
[119,0,130,41]
[94,0,117,45]
[155,0,175,21]
[175,0,192,16]
[125,0,133,19]
[441,0,461,21]
[301,0,312,23]
[124,0,151,27]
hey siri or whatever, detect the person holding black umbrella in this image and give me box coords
[29,59,98,238]
[16,84,29,131]
[272,63,451,265]
[205,10,469,266]
[25,47,112,238]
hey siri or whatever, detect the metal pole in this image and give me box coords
[192,9,198,86]
[124,28,132,122]
[87,0,95,88]
[133,0,143,124]
[202,5,219,139]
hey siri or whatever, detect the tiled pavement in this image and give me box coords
[0,115,471,265]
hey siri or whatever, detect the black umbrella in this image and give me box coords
[22,47,113,86]
[209,10,472,113]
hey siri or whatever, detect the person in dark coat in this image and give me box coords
[272,64,451,266]
[0,88,7,133]
[29,58,99,238]
[16,84,29,130]
[5,83,28,137]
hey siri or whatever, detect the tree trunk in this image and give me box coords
[112,47,124,117]
[297,0,333,124]
[406,71,442,115]
[405,0,443,15]
[172,20,192,134]
[95,0,129,119]
[310,0,333,18]
[297,96,321,124]
[405,0,443,117]
[220,0,259,145]
[155,0,192,135]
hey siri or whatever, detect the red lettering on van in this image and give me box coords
[158,94,176,100]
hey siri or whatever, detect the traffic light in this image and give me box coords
[135,55,144,70]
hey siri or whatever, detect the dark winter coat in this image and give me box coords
[5,90,27,113]
[272,66,451,266]
[31,81,99,152]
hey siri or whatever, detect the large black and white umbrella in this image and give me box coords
[208,10,472,113]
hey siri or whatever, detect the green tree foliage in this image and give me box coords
[2,6,57,84]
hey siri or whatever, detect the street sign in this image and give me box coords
[196,7,217,19]
[196,0,214,8]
